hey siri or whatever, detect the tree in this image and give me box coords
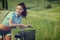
[47,0,60,2]
[2,0,8,10]
[2,0,5,9]
[6,0,8,10]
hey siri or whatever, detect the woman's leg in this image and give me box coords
[4,34,11,40]
[3,30,11,40]
[0,38,2,40]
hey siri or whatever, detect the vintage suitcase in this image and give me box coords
[15,30,35,40]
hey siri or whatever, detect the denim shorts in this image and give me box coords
[0,27,16,38]
[0,30,11,38]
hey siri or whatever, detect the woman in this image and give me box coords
[0,2,29,40]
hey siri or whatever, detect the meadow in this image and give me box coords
[0,0,60,40]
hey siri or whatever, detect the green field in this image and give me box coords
[0,0,60,40]
[25,7,60,40]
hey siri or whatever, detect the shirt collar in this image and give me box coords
[15,11,22,17]
[15,11,18,17]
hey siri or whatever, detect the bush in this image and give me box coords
[46,4,52,9]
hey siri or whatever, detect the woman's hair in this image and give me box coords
[17,2,27,18]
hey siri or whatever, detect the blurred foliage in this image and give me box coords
[48,0,60,2]
[0,0,60,40]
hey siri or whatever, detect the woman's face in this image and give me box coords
[16,5,24,15]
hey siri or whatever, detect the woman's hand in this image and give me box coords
[19,24,32,29]
[18,24,27,28]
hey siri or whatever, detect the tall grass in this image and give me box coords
[0,0,60,40]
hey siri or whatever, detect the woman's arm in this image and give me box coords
[9,19,25,27]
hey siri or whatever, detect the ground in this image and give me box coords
[0,0,60,40]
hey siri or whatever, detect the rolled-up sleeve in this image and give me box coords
[2,11,14,26]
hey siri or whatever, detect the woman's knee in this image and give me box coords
[0,38,2,40]
[4,34,11,40]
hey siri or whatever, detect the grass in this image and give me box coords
[24,7,60,40]
[10,7,60,40]
[0,0,60,40]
